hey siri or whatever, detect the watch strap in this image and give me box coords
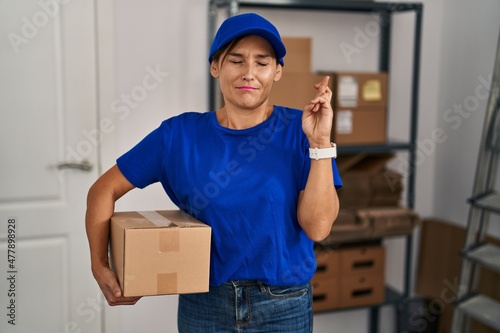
[309,143,337,160]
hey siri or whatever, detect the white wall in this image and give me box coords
[433,0,500,235]
[103,0,500,332]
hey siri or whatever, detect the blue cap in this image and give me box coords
[209,13,286,66]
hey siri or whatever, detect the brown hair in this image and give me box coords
[210,36,280,67]
[210,37,243,67]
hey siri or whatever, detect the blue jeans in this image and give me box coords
[178,280,312,332]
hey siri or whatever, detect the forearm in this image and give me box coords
[85,165,134,273]
[85,165,140,305]
[297,158,339,242]
[85,183,116,273]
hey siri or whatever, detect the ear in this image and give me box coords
[210,61,220,78]
[274,64,283,82]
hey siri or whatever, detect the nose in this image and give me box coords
[242,63,254,81]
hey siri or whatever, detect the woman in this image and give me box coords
[86,12,341,332]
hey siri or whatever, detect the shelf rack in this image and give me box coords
[208,2,423,332]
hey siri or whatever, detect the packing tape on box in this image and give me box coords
[157,272,177,294]
[138,211,175,227]
[138,211,180,253]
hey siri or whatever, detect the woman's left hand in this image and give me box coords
[302,76,334,148]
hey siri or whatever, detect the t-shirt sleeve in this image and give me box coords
[332,159,343,189]
[116,124,165,189]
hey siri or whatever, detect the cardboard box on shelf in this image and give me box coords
[335,153,369,174]
[110,210,211,297]
[340,245,385,276]
[321,207,419,244]
[314,248,340,279]
[325,210,372,243]
[370,193,401,207]
[333,72,388,109]
[324,209,372,243]
[269,72,333,109]
[339,152,394,175]
[338,176,401,209]
[281,37,312,73]
[332,207,370,235]
[311,244,385,311]
[269,37,336,110]
[338,175,373,207]
[339,274,385,308]
[330,72,388,145]
[332,106,387,145]
[336,153,403,209]
[356,207,420,237]
[311,276,340,312]
[371,169,403,194]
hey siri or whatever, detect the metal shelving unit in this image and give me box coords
[456,295,500,331]
[208,1,423,332]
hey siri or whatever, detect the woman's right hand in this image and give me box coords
[93,264,141,306]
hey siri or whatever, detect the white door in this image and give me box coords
[0,1,102,332]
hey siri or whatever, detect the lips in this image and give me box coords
[238,86,257,91]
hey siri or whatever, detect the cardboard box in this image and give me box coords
[335,153,370,174]
[340,245,385,276]
[314,249,340,278]
[322,209,371,244]
[331,209,370,233]
[339,152,394,174]
[372,169,403,194]
[281,37,312,72]
[336,153,402,209]
[311,248,340,312]
[321,208,419,244]
[311,245,386,311]
[330,72,388,145]
[333,72,388,109]
[339,274,385,308]
[332,106,387,145]
[356,207,420,237]
[415,219,465,300]
[110,210,211,297]
[269,72,333,109]
[370,193,401,207]
[311,276,339,312]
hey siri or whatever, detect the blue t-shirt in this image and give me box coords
[116,106,342,286]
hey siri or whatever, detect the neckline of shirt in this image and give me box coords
[210,106,278,135]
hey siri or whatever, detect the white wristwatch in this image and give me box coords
[309,143,337,160]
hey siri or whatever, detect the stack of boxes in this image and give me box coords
[268,37,389,146]
[326,151,420,244]
[312,245,386,312]
[335,153,402,208]
[311,248,340,311]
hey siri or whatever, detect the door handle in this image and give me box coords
[56,160,93,172]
